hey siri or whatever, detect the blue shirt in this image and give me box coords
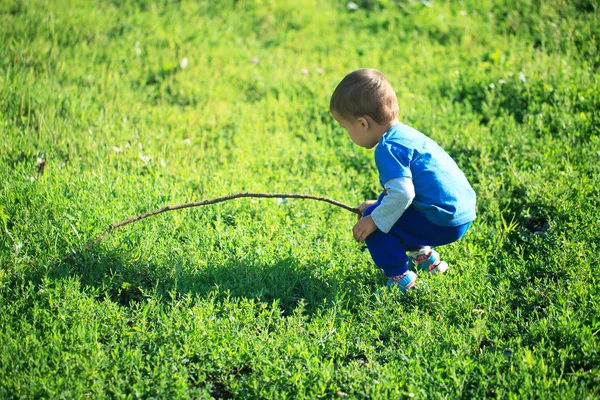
[374,122,476,227]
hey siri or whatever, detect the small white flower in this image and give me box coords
[183,138,192,145]
[455,70,460,76]
[139,153,151,164]
[180,57,188,69]
[251,57,259,64]
[489,83,495,89]
[519,71,527,83]
[301,68,309,75]
[459,10,467,16]
[114,146,123,154]
[498,79,506,84]
[346,1,358,11]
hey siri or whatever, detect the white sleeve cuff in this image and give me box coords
[370,177,415,233]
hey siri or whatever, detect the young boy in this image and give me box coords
[330,69,476,292]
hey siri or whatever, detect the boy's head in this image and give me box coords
[330,69,399,148]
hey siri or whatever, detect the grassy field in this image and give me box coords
[1,0,599,398]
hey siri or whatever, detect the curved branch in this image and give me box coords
[64,192,360,261]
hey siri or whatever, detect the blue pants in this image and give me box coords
[363,198,472,277]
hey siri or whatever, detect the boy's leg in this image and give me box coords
[388,206,472,248]
[390,207,471,273]
[363,225,411,278]
[362,202,409,277]
[362,203,417,292]
[362,202,471,279]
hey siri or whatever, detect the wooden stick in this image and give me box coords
[64,192,360,260]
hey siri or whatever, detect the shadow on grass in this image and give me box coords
[24,247,340,316]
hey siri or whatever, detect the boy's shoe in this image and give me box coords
[410,248,448,274]
[386,271,418,293]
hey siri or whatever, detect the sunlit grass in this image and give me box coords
[1,0,599,397]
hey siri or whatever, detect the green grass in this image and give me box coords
[1,0,599,398]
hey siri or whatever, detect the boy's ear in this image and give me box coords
[357,117,369,131]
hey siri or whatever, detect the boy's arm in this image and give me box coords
[370,177,415,233]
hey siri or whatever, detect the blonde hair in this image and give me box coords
[330,69,399,125]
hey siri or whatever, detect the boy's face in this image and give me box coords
[332,112,378,149]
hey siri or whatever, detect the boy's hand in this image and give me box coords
[353,215,377,243]
[357,200,378,220]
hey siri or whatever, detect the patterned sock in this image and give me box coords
[389,271,410,282]
[409,246,432,263]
